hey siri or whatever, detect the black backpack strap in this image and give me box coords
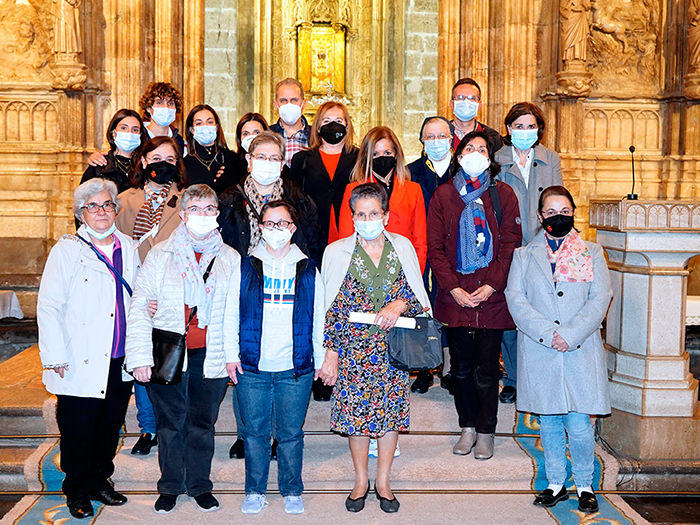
[488,179,502,227]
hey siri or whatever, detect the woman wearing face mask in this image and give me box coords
[183,104,238,194]
[427,130,522,461]
[338,127,427,272]
[126,184,241,515]
[228,200,336,515]
[227,113,271,191]
[322,183,431,513]
[218,131,320,264]
[505,186,612,515]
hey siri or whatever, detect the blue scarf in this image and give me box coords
[453,170,493,274]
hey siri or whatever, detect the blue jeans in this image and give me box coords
[134,382,157,434]
[236,369,313,496]
[501,329,517,388]
[231,383,245,440]
[539,412,595,487]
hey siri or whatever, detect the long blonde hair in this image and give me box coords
[309,101,354,151]
[350,126,410,184]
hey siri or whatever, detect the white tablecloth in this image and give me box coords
[0,290,24,319]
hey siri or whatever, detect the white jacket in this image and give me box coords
[37,226,140,398]
[125,231,241,379]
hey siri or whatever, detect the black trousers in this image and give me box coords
[147,347,228,497]
[56,357,132,499]
[444,327,503,434]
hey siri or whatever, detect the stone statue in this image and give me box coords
[688,0,700,70]
[52,0,87,90]
[560,0,592,62]
[0,0,52,82]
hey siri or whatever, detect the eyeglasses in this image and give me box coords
[424,133,451,140]
[252,154,283,163]
[453,95,480,102]
[353,211,384,221]
[541,209,574,218]
[262,220,293,229]
[462,144,489,154]
[185,205,218,215]
[82,202,117,214]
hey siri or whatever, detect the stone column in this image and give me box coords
[590,199,700,460]
[556,0,592,97]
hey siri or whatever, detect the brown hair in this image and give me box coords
[260,199,300,226]
[309,101,354,151]
[451,78,482,99]
[274,78,305,100]
[105,108,148,154]
[184,104,228,152]
[538,185,576,212]
[235,113,269,155]
[139,82,183,119]
[350,126,411,184]
[130,136,188,190]
[504,102,546,143]
[248,130,285,158]
[449,130,500,179]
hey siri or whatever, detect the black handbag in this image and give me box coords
[387,315,444,372]
[150,257,216,385]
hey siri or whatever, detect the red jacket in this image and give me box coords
[338,179,427,272]
[427,179,522,329]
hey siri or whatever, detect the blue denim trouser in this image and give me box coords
[231,383,245,440]
[236,369,313,496]
[134,382,157,434]
[539,412,595,487]
[501,329,517,388]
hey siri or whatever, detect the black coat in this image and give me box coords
[80,151,132,193]
[184,143,243,195]
[289,146,358,255]
[407,154,452,215]
[218,174,321,265]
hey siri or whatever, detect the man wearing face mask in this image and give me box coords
[270,78,311,167]
[449,78,503,154]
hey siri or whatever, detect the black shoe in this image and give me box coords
[89,486,127,506]
[131,433,157,455]
[193,492,220,512]
[270,439,278,461]
[577,491,599,514]
[411,371,433,394]
[533,486,568,507]
[374,483,400,513]
[312,378,333,401]
[154,494,178,514]
[229,438,245,459]
[345,482,370,512]
[440,372,454,395]
[66,498,94,519]
[499,386,517,404]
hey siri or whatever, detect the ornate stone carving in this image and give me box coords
[0,0,53,83]
[590,199,700,232]
[557,0,592,97]
[51,0,87,90]
[582,102,661,152]
[684,0,700,98]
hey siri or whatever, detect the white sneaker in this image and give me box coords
[284,495,304,514]
[241,494,268,514]
[368,439,400,457]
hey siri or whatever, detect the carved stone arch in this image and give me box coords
[670,204,691,228]
[648,204,669,228]
[31,102,58,143]
[310,0,334,22]
[609,109,635,150]
[5,102,31,142]
[636,109,660,151]
[584,109,609,150]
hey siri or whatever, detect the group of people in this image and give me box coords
[37,76,613,519]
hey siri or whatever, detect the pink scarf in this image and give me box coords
[546,230,593,282]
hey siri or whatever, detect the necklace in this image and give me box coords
[114,155,131,175]
[192,143,220,171]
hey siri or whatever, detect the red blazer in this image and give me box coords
[338,179,427,272]
[427,179,522,329]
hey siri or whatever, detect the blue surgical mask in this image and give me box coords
[424,138,451,162]
[193,125,217,146]
[354,219,385,240]
[85,223,116,240]
[150,107,176,127]
[510,128,538,150]
[453,99,479,122]
[113,131,141,153]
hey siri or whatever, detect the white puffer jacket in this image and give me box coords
[125,231,241,378]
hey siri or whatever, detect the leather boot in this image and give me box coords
[452,427,476,455]
[474,433,495,460]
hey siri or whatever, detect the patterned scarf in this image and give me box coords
[171,222,223,328]
[242,175,283,253]
[546,229,594,282]
[132,182,172,240]
[453,170,493,274]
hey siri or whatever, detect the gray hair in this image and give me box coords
[248,130,286,158]
[73,178,120,221]
[349,182,389,214]
[181,184,218,210]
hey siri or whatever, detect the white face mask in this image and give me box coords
[262,227,292,250]
[250,158,282,186]
[186,215,219,237]
[193,125,217,146]
[278,103,302,126]
[85,223,116,240]
[459,151,490,180]
[241,134,256,152]
[151,107,176,127]
[453,99,479,122]
[113,131,141,153]
[354,218,385,240]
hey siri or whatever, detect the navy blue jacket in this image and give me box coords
[408,155,452,218]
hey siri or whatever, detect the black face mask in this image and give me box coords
[144,161,178,185]
[541,214,574,238]
[319,122,347,145]
[372,155,397,178]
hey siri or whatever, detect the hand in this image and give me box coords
[315,351,339,386]
[52,365,68,378]
[374,300,407,330]
[469,284,496,305]
[450,287,477,308]
[87,151,107,167]
[226,361,243,384]
[147,300,158,318]
[552,331,569,352]
[215,165,225,180]
[133,366,152,382]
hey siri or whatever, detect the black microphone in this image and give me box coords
[627,145,638,200]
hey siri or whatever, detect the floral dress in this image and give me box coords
[326,239,423,437]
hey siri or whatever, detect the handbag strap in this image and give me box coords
[76,234,133,296]
[184,256,216,333]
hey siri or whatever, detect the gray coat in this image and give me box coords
[495,144,562,245]
[504,233,613,415]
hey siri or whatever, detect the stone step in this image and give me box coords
[0,447,33,491]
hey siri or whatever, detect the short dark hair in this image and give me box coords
[185,104,228,152]
[139,82,183,118]
[235,113,270,155]
[538,185,576,212]
[130,136,188,190]
[449,130,500,179]
[348,183,389,214]
[260,199,299,225]
[106,108,148,154]
[504,102,546,143]
[451,78,482,99]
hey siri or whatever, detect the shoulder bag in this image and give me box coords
[387,315,443,372]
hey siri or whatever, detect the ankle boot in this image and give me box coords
[474,433,495,460]
[452,427,476,455]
